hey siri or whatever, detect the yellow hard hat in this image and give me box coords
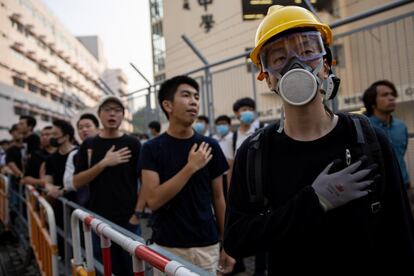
[250,5,333,78]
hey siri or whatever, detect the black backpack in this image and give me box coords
[232,122,265,153]
[245,113,386,214]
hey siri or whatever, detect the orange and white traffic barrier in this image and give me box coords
[26,185,59,276]
[71,209,200,276]
[0,174,9,226]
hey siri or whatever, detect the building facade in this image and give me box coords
[149,0,414,131]
[0,0,132,138]
[149,0,414,186]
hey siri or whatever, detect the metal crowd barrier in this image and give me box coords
[71,209,200,276]
[26,185,59,276]
[0,174,9,226]
[2,178,207,276]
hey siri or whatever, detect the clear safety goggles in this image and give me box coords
[260,31,326,75]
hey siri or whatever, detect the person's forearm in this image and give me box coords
[135,189,146,211]
[73,161,106,189]
[146,164,196,211]
[23,176,45,187]
[213,193,226,239]
[8,163,22,177]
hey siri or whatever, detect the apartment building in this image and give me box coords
[0,0,132,138]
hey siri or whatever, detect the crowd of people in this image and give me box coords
[1,4,414,276]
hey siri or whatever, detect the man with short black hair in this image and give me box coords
[18,115,40,157]
[44,120,77,198]
[21,126,55,188]
[213,115,234,194]
[213,115,233,163]
[232,97,261,152]
[140,75,235,274]
[363,80,410,189]
[43,119,77,259]
[194,115,211,136]
[148,120,161,138]
[73,96,142,276]
[63,113,100,204]
[6,124,24,179]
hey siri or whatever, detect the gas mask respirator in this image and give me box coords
[260,31,340,106]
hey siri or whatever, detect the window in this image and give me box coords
[13,76,25,88]
[14,106,25,115]
[40,89,48,97]
[11,20,25,33]
[28,83,38,93]
[38,64,48,74]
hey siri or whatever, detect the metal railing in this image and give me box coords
[1,174,209,276]
[71,209,200,276]
[0,174,9,226]
[26,185,58,276]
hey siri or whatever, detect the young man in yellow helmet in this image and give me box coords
[224,5,414,272]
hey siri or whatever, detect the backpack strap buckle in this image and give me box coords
[371,201,381,214]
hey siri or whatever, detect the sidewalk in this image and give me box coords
[0,223,40,276]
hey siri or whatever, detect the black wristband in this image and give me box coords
[134,211,144,218]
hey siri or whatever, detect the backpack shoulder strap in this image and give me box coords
[246,122,278,205]
[344,113,386,213]
[232,129,238,154]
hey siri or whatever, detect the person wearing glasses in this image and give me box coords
[73,96,143,276]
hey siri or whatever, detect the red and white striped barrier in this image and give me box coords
[71,209,200,276]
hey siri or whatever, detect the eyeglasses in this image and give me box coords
[101,106,124,113]
[260,31,326,74]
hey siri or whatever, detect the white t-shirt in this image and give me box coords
[212,132,234,161]
[63,149,78,191]
[235,123,258,152]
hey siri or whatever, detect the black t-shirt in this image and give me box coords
[6,145,24,171]
[23,133,40,156]
[139,132,229,247]
[74,134,141,224]
[25,149,52,178]
[45,150,74,188]
[224,113,414,272]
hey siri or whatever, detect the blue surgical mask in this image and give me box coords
[194,122,205,134]
[216,125,229,136]
[239,111,255,125]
